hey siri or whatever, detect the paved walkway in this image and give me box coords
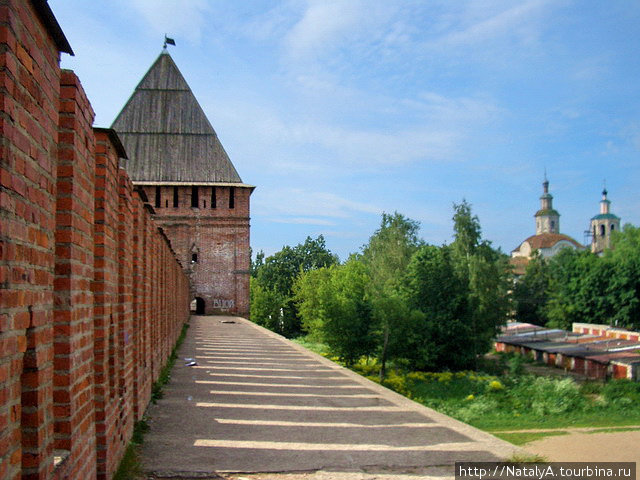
[142,316,520,479]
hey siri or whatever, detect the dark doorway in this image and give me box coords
[191,297,206,315]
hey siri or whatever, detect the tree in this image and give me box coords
[513,253,550,326]
[450,200,510,365]
[294,260,375,365]
[361,212,423,378]
[402,245,474,370]
[545,248,608,330]
[250,249,265,277]
[249,278,287,333]
[292,267,332,341]
[451,199,482,262]
[604,224,640,329]
[251,235,337,337]
[542,225,640,331]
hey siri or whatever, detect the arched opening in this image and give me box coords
[190,297,206,315]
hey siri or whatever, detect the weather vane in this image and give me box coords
[163,34,176,49]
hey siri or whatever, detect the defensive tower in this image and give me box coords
[112,49,253,316]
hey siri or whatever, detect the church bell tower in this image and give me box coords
[590,188,620,255]
[535,176,560,235]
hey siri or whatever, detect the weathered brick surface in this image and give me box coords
[145,185,252,317]
[54,70,97,479]
[1,2,191,479]
[0,1,61,478]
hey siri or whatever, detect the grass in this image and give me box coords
[585,426,640,434]
[114,322,190,479]
[494,431,569,445]
[113,420,149,480]
[507,453,548,463]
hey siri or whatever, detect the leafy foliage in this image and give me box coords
[451,200,511,363]
[361,212,423,377]
[513,224,640,331]
[401,245,473,370]
[256,206,511,372]
[513,253,550,325]
[294,260,375,365]
[250,235,337,337]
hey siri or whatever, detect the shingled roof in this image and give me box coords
[112,50,247,185]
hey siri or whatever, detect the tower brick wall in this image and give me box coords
[0,2,191,479]
[144,184,251,317]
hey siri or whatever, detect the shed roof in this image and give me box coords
[112,50,244,184]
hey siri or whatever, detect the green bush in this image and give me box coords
[457,397,500,423]
[513,377,584,416]
[602,379,640,406]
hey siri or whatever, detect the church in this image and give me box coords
[112,48,254,316]
[510,177,620,276]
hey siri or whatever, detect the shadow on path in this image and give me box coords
[142,316,519,478]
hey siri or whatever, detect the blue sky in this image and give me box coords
[49,0,640,261]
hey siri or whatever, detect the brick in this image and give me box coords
[0,2,190,479]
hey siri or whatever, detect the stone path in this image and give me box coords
[141,316,520,479]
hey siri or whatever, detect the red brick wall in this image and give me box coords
[53,70,97,479]
[1,2,191,479]
[92,129,121,479]
[145,184,251,316]
[0,1,62,478]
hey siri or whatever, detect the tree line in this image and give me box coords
[250,201,511,376]
[251,204,640,374]
[513,224,640,331]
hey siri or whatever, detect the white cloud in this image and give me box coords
[428,0,558,51]
[213,87,501,173]
[270,217,336,226]
[120,0,212,43]
[254,188,380,219]
[284,0,366,60]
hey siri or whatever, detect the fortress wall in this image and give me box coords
[0,2,191,479]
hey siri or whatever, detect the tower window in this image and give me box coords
[191,186,199,208]
[173,186,179,207]
[211,187,216,209]
[155,186,161,208]
[191,253,198,263]
[229,187,235,209]
[600,225,605,236]
[611,224,615,232]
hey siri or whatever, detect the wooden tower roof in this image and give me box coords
[112,50,246,185]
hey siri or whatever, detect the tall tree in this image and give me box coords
[545,248,608,330]
[450,200,510,365]
[361,212,422,378]
[294,260,375,365]
[402,245,473,370]
[451,199,482,262]
[603,224,640,329]
[251,235,337,337]
[513,253,550,326]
